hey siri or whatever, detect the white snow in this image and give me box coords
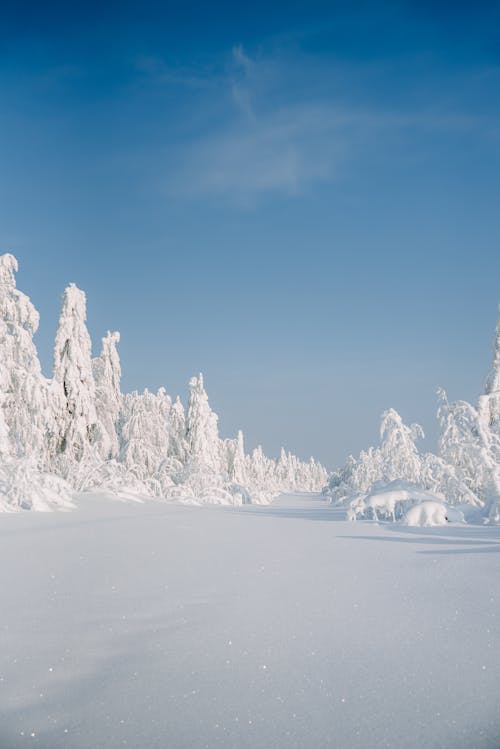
[404,500,449,527]
[1,491,499,749]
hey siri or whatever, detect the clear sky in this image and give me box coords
[1,0,499,468]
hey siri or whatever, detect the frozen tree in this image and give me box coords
[185,374,221,471]
[438,387,499,505]
[0,253,53,462]
[118,388,172,495]
[93,331,122,459]
[53,283,99,465]
[167,396,188,466]
[379,409,423,484]
[226,430,247,485]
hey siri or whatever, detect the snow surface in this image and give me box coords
[1,492,499,749]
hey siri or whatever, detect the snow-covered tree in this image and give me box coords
[93,331,122,459]
[53,283,99,465]
[185,373,221,472]
[379,409,423,484]
[167,396,188,466]
[0,253,53,462]
[118,388,172,494]
[226,430,247,485]
[438,386,499,505]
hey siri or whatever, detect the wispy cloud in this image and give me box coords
[147,45,500,203]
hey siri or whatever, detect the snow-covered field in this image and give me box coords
[1,492,499,749]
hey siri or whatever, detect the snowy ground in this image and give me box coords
[1,493,499,749]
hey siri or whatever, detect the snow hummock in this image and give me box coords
[347,480,445,522]
[404,500,449,527]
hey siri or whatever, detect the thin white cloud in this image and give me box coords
[158,45,499,202]
[171,104,350,200]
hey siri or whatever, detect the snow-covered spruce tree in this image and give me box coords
[227,430,247,485]
[167,395,188,467]
[92,331,122,460]
[185,373,221,472]
[52,283,100,481]
[0,253,54,462]
[174,373,233,503]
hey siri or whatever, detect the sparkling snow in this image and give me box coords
[1,492,499,748]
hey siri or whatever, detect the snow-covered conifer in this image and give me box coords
[167,396,188,465]
[227,430,247,484]
[53,283,99,463]
[186,374,221,471]
[0,253,53,461]
[93,331,122,459]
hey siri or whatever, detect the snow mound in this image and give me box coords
[0,459,74,512]
[405,501,450,527]
[347,481,447,522]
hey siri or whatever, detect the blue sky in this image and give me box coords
[1,0,500,467]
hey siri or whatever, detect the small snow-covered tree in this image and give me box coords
[119,388,171,492]
[93,331,122,459]
[379,408,423,484]
[185,373,221,472]
[53,283,99,464]
[226,430,247,484]
[167,396,188,466]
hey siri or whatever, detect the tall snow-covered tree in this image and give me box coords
[0,253,53,461]
[53,283,99,463]
[93,331,122,459]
